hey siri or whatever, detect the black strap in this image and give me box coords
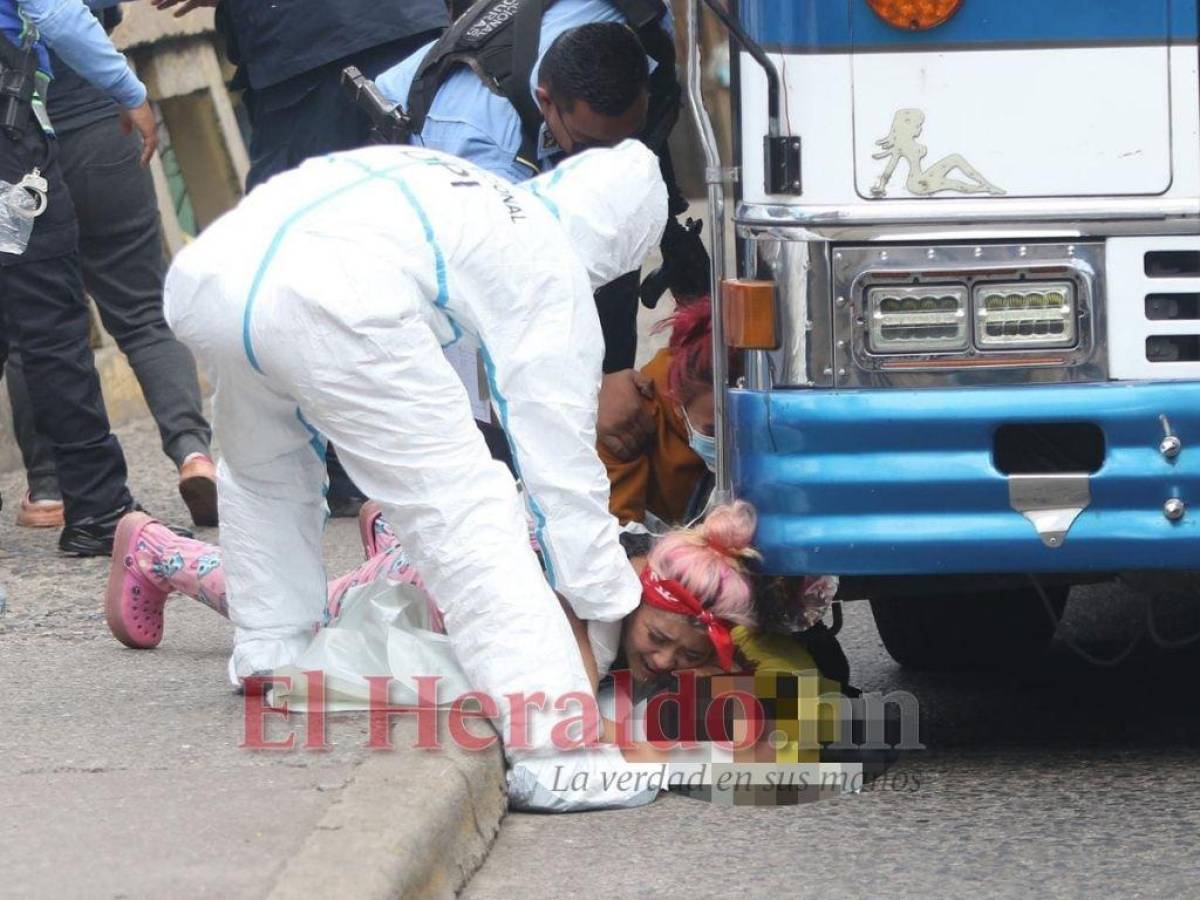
[406,0,485,136]
[405,42,446,135]
[505,0,546,168]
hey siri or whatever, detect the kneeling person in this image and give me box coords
[163,140,667,809]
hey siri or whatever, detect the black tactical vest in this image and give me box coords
[405,0,679,176]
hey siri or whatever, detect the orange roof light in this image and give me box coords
[867,0,963,31]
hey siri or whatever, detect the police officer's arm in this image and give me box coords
[20,0,157,162]
[22,0,142,107]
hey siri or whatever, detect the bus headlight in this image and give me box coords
[868,284,968,353]
[973,281,1076,349]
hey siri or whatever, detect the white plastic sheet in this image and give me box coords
[271,578,473,712]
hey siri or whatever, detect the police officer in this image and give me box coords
[4,4,218,532]
[374,0,708,375]
[0,0,160,556]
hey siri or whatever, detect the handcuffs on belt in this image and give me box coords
[13,166,47,217]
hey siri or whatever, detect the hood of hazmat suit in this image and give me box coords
[164,140,668,812]
[522,140,668,290]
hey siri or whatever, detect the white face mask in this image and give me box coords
[683,410,717,473]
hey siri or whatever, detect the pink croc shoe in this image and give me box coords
[105,512,170,649]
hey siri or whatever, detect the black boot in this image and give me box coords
[58,502,192,557]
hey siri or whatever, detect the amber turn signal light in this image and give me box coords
[866,0,963,31]
[722,279,778,350]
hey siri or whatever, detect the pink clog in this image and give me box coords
[105,512,170,649]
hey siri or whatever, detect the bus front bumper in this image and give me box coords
[729,381,1200,576]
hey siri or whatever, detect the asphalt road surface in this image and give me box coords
[464,583,1200,899]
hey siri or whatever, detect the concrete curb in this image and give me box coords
[268,715,508,900]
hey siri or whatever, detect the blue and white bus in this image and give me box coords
[688,0,1200,667]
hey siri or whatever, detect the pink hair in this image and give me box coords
[657,296,713,406]
[646,501,760,627]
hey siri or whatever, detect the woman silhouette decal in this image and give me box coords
[871,108,1005,198]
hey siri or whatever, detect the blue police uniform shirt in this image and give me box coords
[376,0,670,185]
[0,0,143,108]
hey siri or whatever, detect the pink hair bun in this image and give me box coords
[646,500,761,628]
[699,500,758,561]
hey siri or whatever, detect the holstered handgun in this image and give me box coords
[341,65,411,145]
[0,37,37,142]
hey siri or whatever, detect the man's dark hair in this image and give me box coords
[539,22,649,115]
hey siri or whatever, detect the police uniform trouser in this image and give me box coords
[0,120,131,522]
[5,116,211,497]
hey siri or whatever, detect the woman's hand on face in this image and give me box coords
[598,369,656,462]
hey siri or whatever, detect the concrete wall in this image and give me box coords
[112,4,216,48]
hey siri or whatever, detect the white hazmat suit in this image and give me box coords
[164,141,668,810]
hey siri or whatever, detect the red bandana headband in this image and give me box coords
[639,566,736,671]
